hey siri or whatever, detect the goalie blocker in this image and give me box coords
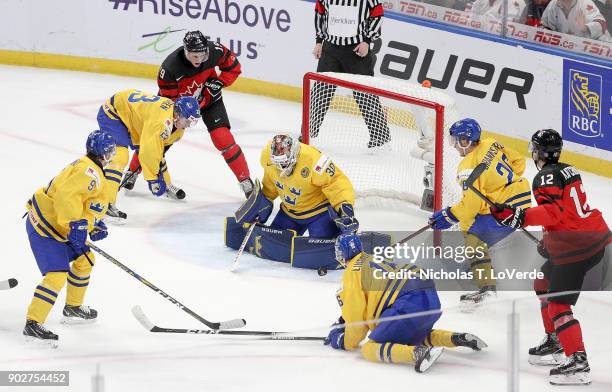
[224,217,390,270]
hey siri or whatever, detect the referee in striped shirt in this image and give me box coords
[310,0,390,148]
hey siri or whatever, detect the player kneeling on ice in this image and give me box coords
[429,118,531,308]
[491,129,611,386]
[325,233,487,372]
[227,134,367,270]
[23,130,116,347]
[97,89,200,221]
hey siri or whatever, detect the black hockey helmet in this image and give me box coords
[529,129,562,164]
[183,31,208,53]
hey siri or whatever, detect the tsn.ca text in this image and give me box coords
[372,243,486,264]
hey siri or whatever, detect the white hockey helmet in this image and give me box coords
[270,134,300,177]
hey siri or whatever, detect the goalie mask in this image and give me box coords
[270,134,300,177]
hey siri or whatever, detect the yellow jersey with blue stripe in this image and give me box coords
[260,142,355,219]
[102,89,185,181]
[450,138,531,231]
[26,156,109,242]
[338,253,434,350]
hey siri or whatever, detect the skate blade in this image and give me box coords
[464,333,488,350]
[415,347,444,373]
[528,353,564,366]
[105,216,127,226]
[549,372,591,386]
[24,336,59,349]
[61,316,97,325]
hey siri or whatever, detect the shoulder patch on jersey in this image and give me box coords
[160,120,172,141]
[313,154,331,174]
[301,167,310,178]
[85,167,101,188]
[456,168,473,189]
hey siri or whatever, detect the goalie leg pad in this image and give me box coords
[224,217,295,263]
[210,127,250,182]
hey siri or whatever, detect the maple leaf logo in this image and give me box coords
[184,80,203,98]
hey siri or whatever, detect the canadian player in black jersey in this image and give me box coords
[124,31,253,198]
[492,129,610,385]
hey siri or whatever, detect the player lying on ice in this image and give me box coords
[324,233,488,372]
[23,130,116,347]
[227,134,376,270]
[429,118,531,308]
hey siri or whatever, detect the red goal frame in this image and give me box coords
[301,72,447,212]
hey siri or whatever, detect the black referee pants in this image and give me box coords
[310,41,390,147]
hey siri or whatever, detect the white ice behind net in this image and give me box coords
[305,72,463,210]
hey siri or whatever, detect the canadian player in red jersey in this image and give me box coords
[123,31,253,198]
[491,129,610,386]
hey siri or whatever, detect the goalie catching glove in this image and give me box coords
[329,203,359,234]
[235,178,273,224]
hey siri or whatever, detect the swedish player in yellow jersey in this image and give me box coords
[429,118,531,306]
[325,233,487,372]
[23,130,115,347]
[96,89,200,220]
[239,134,357,238]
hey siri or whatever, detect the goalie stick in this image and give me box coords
[465,163,542,246]
[132,306,325,341]
[230,220,258,272]
[87,243,246,330]
[0,278,18,290]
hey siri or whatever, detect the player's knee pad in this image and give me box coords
[225,217,296,263]
[361,340,414,364]
[42,271,68,293]
[548,301,577,331]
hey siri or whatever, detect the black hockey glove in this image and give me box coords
[204,78,224,102]
[490,203,525,229]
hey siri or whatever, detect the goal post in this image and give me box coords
[301,72,462,213]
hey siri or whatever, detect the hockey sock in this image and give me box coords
[423,329,455,347]
[361,340,416,364]
[26,272,67,324]
[129,151,141,173]
[66,253,94,306]
[548,301,585,356]
[210,127,250,182]
[466,235,495,289]
[539,300,555,334]
[105,146,129,204]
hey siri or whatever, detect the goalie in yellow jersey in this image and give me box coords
[429,118,531,307]
[96,89,201,221]
[237,134,357,238]
[324,233,487,372]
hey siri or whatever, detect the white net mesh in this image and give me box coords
[303,72,463,210]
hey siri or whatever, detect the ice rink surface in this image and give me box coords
[0,65,611,391]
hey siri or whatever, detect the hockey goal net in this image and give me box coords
[301,72,462,212]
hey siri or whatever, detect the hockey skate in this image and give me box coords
[23,320,58,348]
[413,346,444,373]
[528,333,564,366]
[105,203,127,224]
[451,333,488,351]
[122,169,138,191]
[239,178,254,198]
[460,285,496,312]
[165,184,186,200]
[549,351,591,385]
[61,304,98,324]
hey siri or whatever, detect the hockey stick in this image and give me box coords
[465,163,541,246]
[0,278,18,290]
[230,220,258,272]
[87,243,246,330]
[132,305,325,341]
[398,224,433,244]
[118,164,141,191]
